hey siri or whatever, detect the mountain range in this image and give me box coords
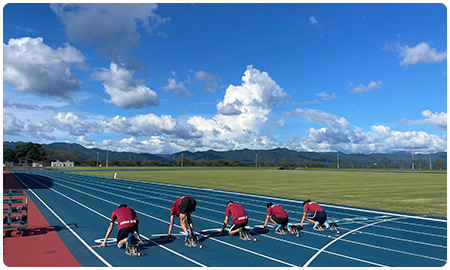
[3,141,447,169]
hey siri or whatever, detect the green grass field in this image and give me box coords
[72,168,447,218]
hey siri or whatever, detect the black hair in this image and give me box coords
[119,203,128,208]
[267,202,273,208]
[303,200,311,206]
[226,200,234,206]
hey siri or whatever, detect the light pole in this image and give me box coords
[181,153,183,167]
[97,152,99,167]
[256,153,258,167]
[337,153,339,169]
[106,147,109,167]
[429,152,432,170]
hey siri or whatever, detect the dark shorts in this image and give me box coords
[117,226,137,243]
[271,214,289,227]
[308,211,327,223]
[230,220,248,231]
[179,196,196,214]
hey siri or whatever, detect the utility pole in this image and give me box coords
[337,153,339,169]
[429,152,432,170]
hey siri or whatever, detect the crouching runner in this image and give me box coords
[219,201,249,237]
[98,203,145,248]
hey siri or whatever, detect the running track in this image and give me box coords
[5,170,447,267]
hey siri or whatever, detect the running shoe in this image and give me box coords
[286,224,293,232]
[325,220,330,228]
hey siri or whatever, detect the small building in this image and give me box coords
[18,157,43,167]
[51,160,74,167]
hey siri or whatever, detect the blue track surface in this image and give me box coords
[10,170,447,267]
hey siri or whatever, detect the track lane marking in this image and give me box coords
[12,172,113,267]
[14,172,207,267]
[25,172,393,266]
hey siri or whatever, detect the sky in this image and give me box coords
[2,3,447,155]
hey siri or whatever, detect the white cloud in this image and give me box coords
[3,113,55,140]
[384,42,447,67]
[50,3,170,65]
[350,80,383,94]
[52,112,104,136]
[162,76,192,97]
[398,42,446,67]
[98,62,159,109]
[316,92,337,101]
[3,37,85,101]
[276,119,286,127]
[287,108,446,153]
[402,110,447,130]
[194,70,221,93]
[309,16,322,27]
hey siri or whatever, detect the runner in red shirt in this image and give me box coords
[300,199,330,229]
[165,196,197,242]
[219,201,249,236]
[263,202,293,232]
[98,204,144,248]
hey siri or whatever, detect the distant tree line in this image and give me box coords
[3,142,447,170]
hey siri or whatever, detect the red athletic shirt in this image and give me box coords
[226,203,248,225]
[267,205,288,218]
[170,196,187,217]
[303,201,324,213]
[111,207,139,230]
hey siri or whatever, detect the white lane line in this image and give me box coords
[74,172,447,223]
[50,172,448,246]
[366,224,447,238]
[303,218,400,267]
[15,172,207,267]
[32,171,446,264]
[260,234,387,267]
[13,173,113,267]
[37,175,301,267]
[31,173,389,267]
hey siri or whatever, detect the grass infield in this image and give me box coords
[72,168,447,218]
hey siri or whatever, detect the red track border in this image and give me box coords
[3,171,81,267]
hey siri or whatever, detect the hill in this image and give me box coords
[3,141,446,169]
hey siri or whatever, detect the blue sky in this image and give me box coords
[3,3,447,154]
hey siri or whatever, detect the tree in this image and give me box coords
[175,158,194,166]
[14,142,48,161]
[415,158,426,169]
[434,160,446,170]
[229,160,244,167]
[332,159,341,168]
[398,160,407,169]
[264,161,273,167]
[366,161,371,169]
[296,162,304,168]
[349,160,357,169]
[80,159,97,166]
[196,158,210,166]
[112,160,120,166]
[141,160,155,166]
[3,149,16,162]
[380,157,391,169]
